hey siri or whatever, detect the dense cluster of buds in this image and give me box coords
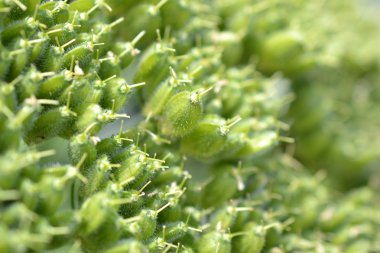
[0,0,379,252]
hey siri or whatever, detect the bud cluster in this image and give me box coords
[1,0,380,253]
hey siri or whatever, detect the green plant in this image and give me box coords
[1,0,380,253]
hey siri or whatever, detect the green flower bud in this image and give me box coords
[0,125,20,154]
[60,79,99,114]
[21,177,65,216]
[142,77,174,117]
[96,126,133,157]
[37,45,63,72]
[62,44,92,69]
[232,222,267,253]
[258,31,307,75]
[111,35,144,69]
[79,193,121,252]
[76,104,128,134]
[46,23,77,48]
[1,20,33,44]
[104,239,148,253]
[69,130,98,168]
[101,77,145,111]
[34,7,55,29]
[121,1,167,47]
[209,31,243,67]
[320,202,355,232]
[181,116,241,160]
[0,225,26,253]
[161,0,192,31]
[0,150,54,189]
[152,165,184,186]
[8,47,28,80]
[29,36,48,63]
[134,42,173,100]
[126,209,157,240]
[114,152,146,187]
[37,71,71,99]
[79,155,116,197]
[201,167,238,208]
[158,203,183,223]
[51,2,70,24]
[198,231,231,253]
[160,90,204,137]
[8,0,39,19]
[117,187,145,217]
[0,46,11,79]
[45,210,79,249]
[26,104,76,143]
[159,221,201,243]
[67,0,96,12]
[148,237,170,252]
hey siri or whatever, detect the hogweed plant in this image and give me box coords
[1,0,380,253]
